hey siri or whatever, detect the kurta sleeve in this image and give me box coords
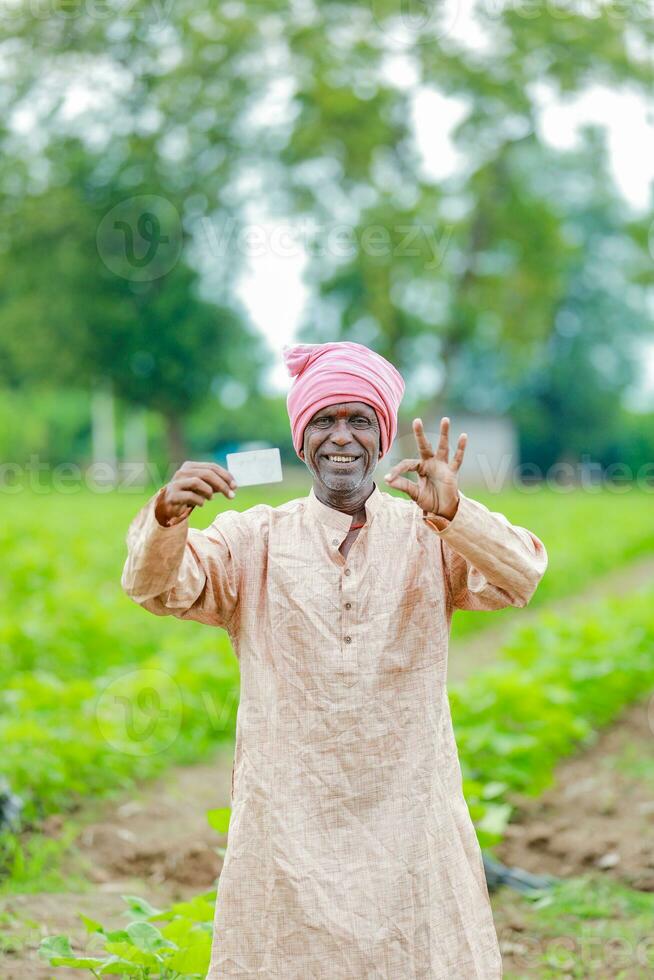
[425,491,548,612]
[120,487,242,629]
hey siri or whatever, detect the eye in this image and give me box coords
[352,416,372,426]
[313,417,332,427]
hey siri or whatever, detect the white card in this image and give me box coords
[226,448,283,487]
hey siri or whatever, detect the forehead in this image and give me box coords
[308,401,377,422]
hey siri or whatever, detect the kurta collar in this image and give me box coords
[306,482,383,531]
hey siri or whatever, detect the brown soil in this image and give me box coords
[0,743,234,979]
[5,699,653,978]
[494,695,654,890]
[3,556,654,978]
[492,694,654,978]
[71,747,233,893]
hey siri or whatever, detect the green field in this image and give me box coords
[2,482,654,976]
[2,482,653,838]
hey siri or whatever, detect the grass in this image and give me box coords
[0,827,84,896]
[1,481,653,885]
[449,484,654,639]
[3,479,650,973]
[494,875,654,978]
[0,907,41,957]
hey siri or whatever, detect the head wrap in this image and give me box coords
[283,341,405,459]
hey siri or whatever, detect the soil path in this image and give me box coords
[6,695,653,978]
[491,694,654,978]
[2,554,654,978]
[495,694,654,889]
[0,745,234,979]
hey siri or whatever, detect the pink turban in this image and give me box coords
[283,341,405,459]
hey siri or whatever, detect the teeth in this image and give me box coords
[329,455,356,462]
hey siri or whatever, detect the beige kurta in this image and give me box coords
[121,482,548,979]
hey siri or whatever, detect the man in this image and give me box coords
[121,340,548,979]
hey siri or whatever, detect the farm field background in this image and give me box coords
[2,480,654,831]
[3,2,654,974]
[2,480,654,978]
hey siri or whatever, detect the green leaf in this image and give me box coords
[104,940,161,967]
[168,934,212,974]
[99,957,144,976]
[476,803,513,838]
[207,806,231,834]
[38,934,74,960]
[121,894,163,919]
[49,957,107,969]
[78,912,106,934]
[104,929,130,942]
[164,893,216,923]
[126,920,176,953]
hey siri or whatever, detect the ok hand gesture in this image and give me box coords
[383,417,466,520]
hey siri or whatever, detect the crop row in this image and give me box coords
[37,585,654,976]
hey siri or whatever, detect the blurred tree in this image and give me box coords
[0,140,264,464]
[188,392,297,461]
[295,150,571,409]
[1,0,652,465]
[280,2,653,412]
[0,1,275,462]
[454,130,650,469]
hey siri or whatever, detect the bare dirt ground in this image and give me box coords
[5,698,653,978]
[2,556,654,978]
[494,695,654,890]
[492,694,654,978]
[0,744,234,979]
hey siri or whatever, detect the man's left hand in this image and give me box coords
[383,417,466,520]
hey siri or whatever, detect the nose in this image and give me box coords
[330,419,354,446]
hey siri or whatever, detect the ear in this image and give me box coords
[299,449,305,460]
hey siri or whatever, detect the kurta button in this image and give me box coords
[344,635,352,644]
[332,538,339,546]
[345,602,352,610]
[344,568,351,576]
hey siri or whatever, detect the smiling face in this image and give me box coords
[300,401,381,499]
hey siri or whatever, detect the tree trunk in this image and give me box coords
[91,379,117,484]
[124,406,149,488]
[164,413,188,471]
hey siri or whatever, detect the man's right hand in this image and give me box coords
[154,461,238,527]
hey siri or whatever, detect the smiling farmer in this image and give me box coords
[121,340,548,979]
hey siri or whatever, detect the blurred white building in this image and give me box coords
[445,413,519,492]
